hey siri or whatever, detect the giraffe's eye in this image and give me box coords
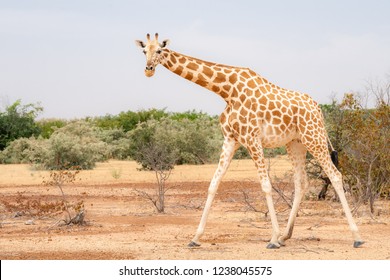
[156,49,162,54]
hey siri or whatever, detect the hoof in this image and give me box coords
[278,238,286,247]
[353,241,364,248]
[266,242,280,249]
[188,241,201,248]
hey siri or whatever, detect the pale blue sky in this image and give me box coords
[1,0,389,118]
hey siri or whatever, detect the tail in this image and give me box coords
[318,105,339,169]
[327,134,339,169]
[331,150,339,169]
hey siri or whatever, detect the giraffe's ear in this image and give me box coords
[159,39,170,48]
[135,40,146,48]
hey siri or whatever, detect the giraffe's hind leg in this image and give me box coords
[307,141,364,248]
[330,172,364,247]
[278,140,308,246]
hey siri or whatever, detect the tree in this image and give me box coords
[129,119,179,213]
[317,78,390,212]
[42,168,85,225]
[92,108,168,132]
[0,100,42,150]
[36,119,67,139]
[98,128,132,160]
[135,141,178,213]
[338,92,389,213]
[173,116,222,164]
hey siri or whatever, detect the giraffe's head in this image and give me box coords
[135,33,170,77]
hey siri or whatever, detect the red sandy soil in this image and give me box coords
[0,159,389,260]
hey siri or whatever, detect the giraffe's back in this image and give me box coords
[221,71,326,149]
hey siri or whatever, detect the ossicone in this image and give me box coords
[135,33,170,49]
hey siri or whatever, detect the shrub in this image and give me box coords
[129,117,223,166]
[36,118,67,139]
[130,119,179,213]
[0,137,48,164]
[43,121,108,169]
[42,169,85,225]
[129,118,178,170]
[0,100,42,150]
[337,93,389,211]
[93,108,168,131]
[316,82,389,211]
[1,121,109,170]
[172,116,222,164]
[98,128,132,160]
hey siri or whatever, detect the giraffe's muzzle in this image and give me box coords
[145,66,155,77]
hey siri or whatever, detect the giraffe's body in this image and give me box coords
[161,49,321,149]
[136,34,363,248]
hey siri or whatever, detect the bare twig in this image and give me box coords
[272,185,293,209]
[241,190,261,212]
[42,169,85,226]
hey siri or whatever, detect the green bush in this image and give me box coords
[0,100,42,150]
[92,108,169,131]
[172,117,222,164]
[1,121,109,170]
[36,119,67,139]
[0,137,48,164]
[128,118,178,170]
[128,117,223,166]
[0,107,289,169]
[47,136,104,169]
[316,87,389,210]
[98,128,132,160]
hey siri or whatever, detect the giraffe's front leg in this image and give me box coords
[189,138,238,247]
[246,139,281,249]
[261,177,282,249]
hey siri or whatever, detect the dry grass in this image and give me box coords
[0,156,292,186]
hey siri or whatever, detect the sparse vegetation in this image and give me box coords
[0,110,225,168]
[1,168,85,226]
[42,168,85,226]
[130,119,179,213]
[2,192,66,219]
[0,100,42,150]
[1,75,389,214]
[1,120,109,169]
[316,78,389,213]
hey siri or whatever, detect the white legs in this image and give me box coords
[190,136,363,248]
[261,177,281,248]
[189,136,282,248]
[306,141,364,247]
[279,140,308,245]
[189,138,239,246]
[327,169,363,247]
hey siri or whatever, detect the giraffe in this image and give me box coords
[135,33,364,249]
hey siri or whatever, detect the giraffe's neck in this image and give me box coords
[161,50,244,102]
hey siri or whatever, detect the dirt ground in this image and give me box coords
[0,157,389,260]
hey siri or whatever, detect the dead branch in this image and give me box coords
[272,185,293,209]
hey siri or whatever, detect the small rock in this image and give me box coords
[25,220,35,225]
[13,212,23,218]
